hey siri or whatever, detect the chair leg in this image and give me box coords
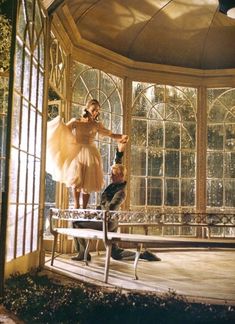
[84,240,91,265]
[51,233,58,266]
[133,245,141,280]
[104,244,112,283]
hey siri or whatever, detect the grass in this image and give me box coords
[0,270,235,324]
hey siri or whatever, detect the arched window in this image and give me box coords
[207,88,235,210]
[70,62,123,206]
[131,82,197,211]
[6,0,46,260]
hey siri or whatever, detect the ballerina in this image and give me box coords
[46,99,128,208]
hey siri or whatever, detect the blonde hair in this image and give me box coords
[83,99,100,120]
[111,164,127,178]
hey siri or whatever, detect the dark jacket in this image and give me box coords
[99,149,126,211]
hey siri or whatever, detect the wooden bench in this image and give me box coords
[49,208,235,283]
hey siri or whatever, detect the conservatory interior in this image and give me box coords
[1,0,235,302]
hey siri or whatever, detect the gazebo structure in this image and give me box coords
[0,0,235,297]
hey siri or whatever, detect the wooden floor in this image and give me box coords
[44,248,235,305]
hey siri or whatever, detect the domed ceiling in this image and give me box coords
[44,0,235,70]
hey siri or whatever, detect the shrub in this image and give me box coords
[1,270,235,324]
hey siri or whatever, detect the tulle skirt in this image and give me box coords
[46,116,104,193]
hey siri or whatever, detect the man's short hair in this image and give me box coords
[111,164,127,178]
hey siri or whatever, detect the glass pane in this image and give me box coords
[131,119,147,146]
[207,125,224,150]
[181,101,196,122]
[130,177,146,205]
[224,152,235,178]
[149,103,164,120]
[29,108,36,154]
[165,104,180,122]
[225,180,235,207]
[147,178,162,205]
[9,148,19,203]
[165,151,179,177]
[12,93,21,147]
[207,180,223,207]
[109,91,122,115]
[100,72,115,97]
[207,152,223,178]
[25,0,34,23]
[165,179,179,206]
[15,41,23,91]
[35,0,42,33]
[181,179,195,206]
[39,33,44,67]
[99,142,111,174]
[17,0,26,38]
[0,117,6,157]
[31,62,38,107]
[25,204,33,253]
[148,121,163,148]
[208,102,226,122]
[81,69,98,92]
[6,204,16,260]
[132,87,151,117]
[27,155,34,203]
[34,157,40,203]
[32,205,39,251]
[20,100,29,151]
[225,124,235,151]
[165,122,180,149]
[181,152,195,177]
[148,150,163,176]
[181,123,196,149]
[111,114,122,134]
[36,116,42,157]
[23,51,31,100]
[16,204,24,257]
[19,152,27,203]
[131,147,146,176]
[38,70,44,113]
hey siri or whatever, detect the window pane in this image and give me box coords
[131,147,146,176]
[148,121,163,148]
[181,179,195,206]
[131,177,146,205]
[225,180,235,207]
[148,150,163,177]
[207,152,223,178]
[165,151,179,177]
[12,93,21,147]
[224,152,235,178]
[207,180,223,207]
[147,178,162,205]
[181,152,195,177]
[132,119,147,146]
[165,122,180,149]
[225,124,235,151]
[208,125,224,150]
[9,148,19,203]
[165,179,179,206]
[181,123,196,149]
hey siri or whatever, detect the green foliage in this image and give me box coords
[1,271,235,323]
[0,14,11,72]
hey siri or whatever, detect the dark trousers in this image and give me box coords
[72,220,137,260]
[72,220,118,253]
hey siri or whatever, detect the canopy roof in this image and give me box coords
[43,0,235,70]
